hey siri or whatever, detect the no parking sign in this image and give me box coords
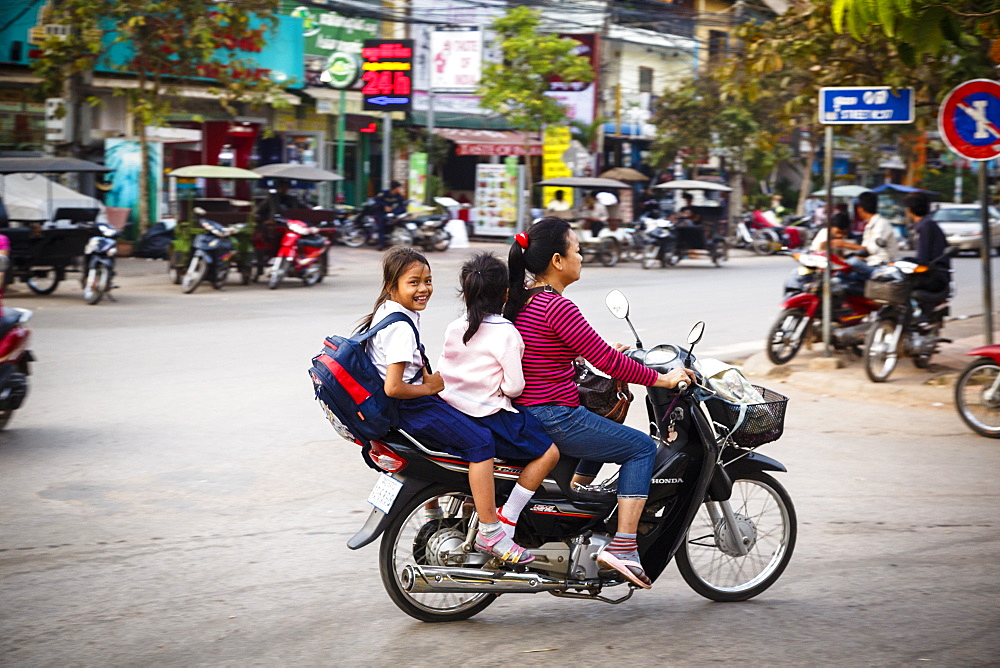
[938,79,1000,161]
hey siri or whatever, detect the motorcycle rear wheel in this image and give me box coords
[83,263,109,305]
[711,239,729,267]
[955,358,1000,438]
[379,487,498,622]
[432,230,451,252]
[181,257,207,294]
[211,261,229,290]
[864,317,900,382]
[766,308,808,365]
[751,229,779,256]
[389,227,414,248]
[676,472,796,602]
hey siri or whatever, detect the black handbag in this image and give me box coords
[574,359,633,424]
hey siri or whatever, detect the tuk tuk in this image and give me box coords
[536,176,644,267]
[0,157,110,295]
[165,165,258,286]
[645,179,731,268]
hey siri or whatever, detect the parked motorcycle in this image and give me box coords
[861,249,957,382]
[338,200,381,248]
[181,219,245,294]
[399,213,451,252]
[766,251,880,364]
[954,345,1000,438]
[641,217,727,268]
[343,292,795,621]
[268,219,331,289]
[736,211,815,255]
[80,221,118,305]
[0,256,32,430]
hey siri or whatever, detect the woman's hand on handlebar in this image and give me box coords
[653,367,696,390]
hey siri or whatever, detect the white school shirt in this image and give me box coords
[367,300,425,384]
[437,314,525,418]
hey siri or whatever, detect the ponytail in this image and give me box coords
[459,252,507,344]
[503,217,571,320]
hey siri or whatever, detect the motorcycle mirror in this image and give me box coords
[685,321,705,366]
[605,289,629,319]
[605,290,643,349]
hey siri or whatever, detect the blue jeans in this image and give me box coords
[524,404,656,499]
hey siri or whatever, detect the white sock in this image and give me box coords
[500,484,534,525]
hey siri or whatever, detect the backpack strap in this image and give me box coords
[357,312,431,377]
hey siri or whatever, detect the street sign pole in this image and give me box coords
[979,164,994,344]
[822,125,834,356]
[382,112,392,192]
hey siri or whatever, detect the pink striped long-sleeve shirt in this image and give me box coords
[513,290,658,406]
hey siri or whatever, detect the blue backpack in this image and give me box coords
[309,313,426,443]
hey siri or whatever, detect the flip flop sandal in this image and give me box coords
[474,529,535,565]
[597,550,652,589]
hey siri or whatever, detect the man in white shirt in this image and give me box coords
[856,191,896,268]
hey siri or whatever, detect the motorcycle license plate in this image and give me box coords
[367,473,403,513]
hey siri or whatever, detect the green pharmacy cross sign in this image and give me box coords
[323,52,361,89]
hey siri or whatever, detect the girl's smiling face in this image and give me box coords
[390,260,433,311]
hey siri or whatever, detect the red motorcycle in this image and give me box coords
[0,256,33,429]
[954,345,1000,438]
[766,251,879,364]
[267,219,331,290]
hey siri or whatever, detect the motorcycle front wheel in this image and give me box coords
[379,487,498,623]
[676,472,796,602]
[268,257,286,290]
[751,229,779,256]
[598,239,620,267]
[181,256,207,294]
[82,262,110,305]
[432,230,451,252]
[864,317,901,382]
[955,358,1000,438]
[340,224,366,248]
[766,308,808,365]
[389,227,414,248]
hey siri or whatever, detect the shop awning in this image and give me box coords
[434,128,543,157]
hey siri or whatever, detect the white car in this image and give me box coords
[931,203,1000,254]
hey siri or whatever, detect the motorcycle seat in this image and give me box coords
[912,287,949,304]
[0,308,21,339]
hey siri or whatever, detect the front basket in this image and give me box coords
[705,386,788,448]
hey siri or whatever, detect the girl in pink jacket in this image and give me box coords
[437,252,559,565]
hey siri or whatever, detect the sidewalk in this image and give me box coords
[739,314,998,408]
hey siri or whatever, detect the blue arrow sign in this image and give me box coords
[818,87,914,125]
[366,96,410,106]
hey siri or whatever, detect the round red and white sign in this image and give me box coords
[939,79,1000,161]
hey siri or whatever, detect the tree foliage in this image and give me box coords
[30,0,290,230]
[477,5,594,222]
[478,6,594,133]
[831,0,1000,66]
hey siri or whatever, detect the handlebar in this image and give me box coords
[677,380,689,391]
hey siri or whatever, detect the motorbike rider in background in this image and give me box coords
[841,190,897,281]
[903,191,951,327]
[375,180,407,251]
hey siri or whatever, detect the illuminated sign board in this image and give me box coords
[362,39,413,112]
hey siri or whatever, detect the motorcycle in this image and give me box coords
[861,249,957,382]
[641,216,728,268]
[339,201,414,249]
[400,213,451,253]
[181,219,245,294]
[736,211,815,256]
[954,345,1000,438]
[766,251,880,364]
[80,221,118,305]
[344,292,796,622]
[268,218,331,289]
[0,256,32,430]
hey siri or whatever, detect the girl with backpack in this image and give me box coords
[361,247,551,565]
[437,252,559,565]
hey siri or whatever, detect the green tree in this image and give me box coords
[831,0,1000,65]
[31,0,290,233]
[477,6,593,223]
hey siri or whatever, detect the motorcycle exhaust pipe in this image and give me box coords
[401,565,569,594]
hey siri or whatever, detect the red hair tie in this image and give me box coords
[515,232,529,249]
